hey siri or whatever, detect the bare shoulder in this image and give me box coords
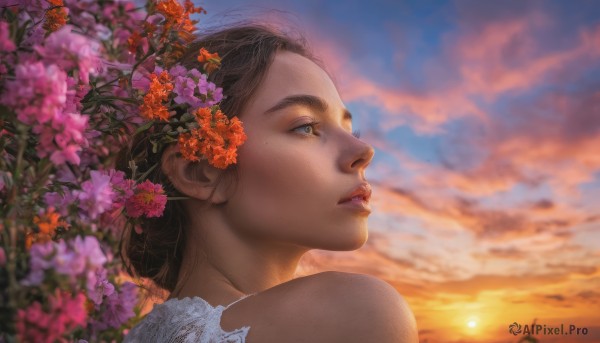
[220,271,418,343]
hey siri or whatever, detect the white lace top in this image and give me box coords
[124,293,255,343]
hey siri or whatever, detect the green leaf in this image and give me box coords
[134,120,155,136]
[137,162,158,183]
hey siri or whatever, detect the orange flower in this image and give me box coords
[177,129,201,162]
[43,0,68,33]
[197,48,221,74]
[127,31,142,55]
[139,70,174,122]
[184,0,206,15]
[155,0,205,43]
[180,0,206,41]
[156,0,183,23]
[25,207,69,250]
[196,107,247,169]
[33,207,65,235]
[177,107,247,168]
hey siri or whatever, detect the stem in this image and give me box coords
[93,76,121,91]
[3,124,29,316]
[4,221,18,311]
[88,96,139,104]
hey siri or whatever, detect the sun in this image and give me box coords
[467,320,477,328]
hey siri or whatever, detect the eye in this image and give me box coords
[293,120,320,136]
[292,121,362,139]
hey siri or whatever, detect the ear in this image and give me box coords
[160,143,230,204]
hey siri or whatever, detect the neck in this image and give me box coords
[171,224,309,306]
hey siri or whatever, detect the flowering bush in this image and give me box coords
[0,0,247,341]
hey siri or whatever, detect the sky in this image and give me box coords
[194,1,600,342]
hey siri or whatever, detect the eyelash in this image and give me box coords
[294,120,361,139]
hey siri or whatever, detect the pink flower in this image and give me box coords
[16,290,88,343]
[74,170,116,220]
[32,110,89,166]
[0,61,67,126]
[124,180,168,218]
[34,25,101,84]
[0,21,16,52]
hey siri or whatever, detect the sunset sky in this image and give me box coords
[196,1,600,342]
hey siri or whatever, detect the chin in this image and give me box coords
[329,225,369,251]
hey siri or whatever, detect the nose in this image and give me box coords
[340,136,375,176]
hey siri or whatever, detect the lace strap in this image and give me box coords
[224,292,256,309]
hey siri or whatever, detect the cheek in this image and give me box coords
[225,136,369,250]
[227,137,329,237]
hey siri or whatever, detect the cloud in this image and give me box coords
[430,273,568,295]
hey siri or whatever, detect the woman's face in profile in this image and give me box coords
[224,50,375,251]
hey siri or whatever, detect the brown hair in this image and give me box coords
[115,20,325,294]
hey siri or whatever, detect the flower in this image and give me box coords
[124,180,168,218]
[196,107,247,169]
[104,169,136,209]
[27,207,69,249]
[176,106,248,169]
[138,70,174,121]
[74,170,116,220]
[16,290,88,343]
[88,268,115,306]
[34,24,102,85]
[197,73,223,107]
[197,47,221,74]
[33,109,90,166]
[98,281,138,329]
[0,1,247,340]
[21,236,108,286]
[0,61,67,126]
[173,73,200,106]
[155,0,205,43]
[0,20,16,52]
[43,0,69,34]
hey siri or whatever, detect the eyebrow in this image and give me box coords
[264,94,353,122]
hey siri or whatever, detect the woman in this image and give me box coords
[119,20,418,343]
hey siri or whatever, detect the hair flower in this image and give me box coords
[124,180,168,218]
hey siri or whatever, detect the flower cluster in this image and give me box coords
[0,0,246,341]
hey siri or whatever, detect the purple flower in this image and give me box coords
[21,236,108,286]
[169,65,188,77]
[20,240,56,286]
[173,75,201,107]
[52,239,86,276]
[102,169,135,209]
[197,73,224,107]
[88,268,115,305]
[96,282,138,330]
[74,170,115,220]
[71,235,107,270]
[44,186,77,217]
